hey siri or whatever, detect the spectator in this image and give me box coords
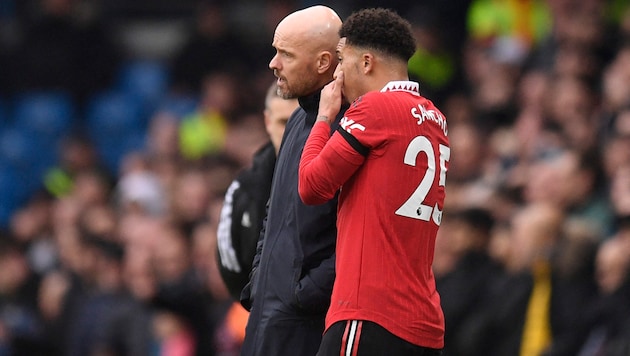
[64,237,153,356]
[436,208,503,356]
[0,239,42,355]
[542,75,599,151]
[523,148,614,240]
[150,221,217,356]
[574,229,630,355]
[43,135,104,199]
[443,122,495,211]
[178,72,236,161]
[146,111,183,164]
[9,193,56,275]
[169,167,213,236]
[610,164,630,234]
[600,45,630,139]
[37,269,72,355]
[114,155,168,219]
[407,5,459,107]
[467,202,597,355]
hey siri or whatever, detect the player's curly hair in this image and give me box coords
[339,8,416,62]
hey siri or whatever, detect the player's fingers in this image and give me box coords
[331,71,343,92]
[336,71,344,84]
[326,82,338,99]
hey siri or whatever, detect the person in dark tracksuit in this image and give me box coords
[239,5,345,356]
[216,83,299,301]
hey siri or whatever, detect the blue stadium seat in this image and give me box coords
[0,98,6,131]
[97,130,147,174]
[13,91,75,138]
[117,60,169,114]
[0,163,19,229]
[86,91,146,140]
[0,158,40,229]
[0,127,38,169]
[86,91,148,174]
[158,94,198,120]
[0,139,47,228]
[0,126,55,180]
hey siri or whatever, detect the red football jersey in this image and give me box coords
[299,81,449,349]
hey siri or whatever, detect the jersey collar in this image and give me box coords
[380,81,420,96]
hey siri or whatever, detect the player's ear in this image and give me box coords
[317,51,332,74]
[362,53,374,74]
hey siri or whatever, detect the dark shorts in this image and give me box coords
[317,320,443,356]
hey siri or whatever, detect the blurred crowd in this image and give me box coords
[1,0,630,355]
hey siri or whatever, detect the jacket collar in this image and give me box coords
[299,90,321,113]
[298,90,321,125]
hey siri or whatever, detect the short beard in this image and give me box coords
[277,87,294,100]
[280,75,320,99]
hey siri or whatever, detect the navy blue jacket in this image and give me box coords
[240,92,341,356]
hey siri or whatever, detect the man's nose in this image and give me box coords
[269,54,279,70]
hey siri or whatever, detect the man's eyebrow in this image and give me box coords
[278,47,292,55]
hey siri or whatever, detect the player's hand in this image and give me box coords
[318,71,344,124]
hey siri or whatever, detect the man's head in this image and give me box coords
[335,8,416,103]
[264,82,299,153]
[269,5,342,99]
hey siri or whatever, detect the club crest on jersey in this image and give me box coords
[340,117,366,134]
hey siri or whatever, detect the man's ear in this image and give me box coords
[317,51,332,74]
[362,53,374,74]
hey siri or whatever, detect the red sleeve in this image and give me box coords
[299,120,364,205]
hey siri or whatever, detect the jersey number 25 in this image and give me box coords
[395,135,450,226]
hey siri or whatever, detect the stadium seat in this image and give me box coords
[86,91,146,140]
[97,130,147,174]
[0,158,44,229]
[116,59,169,114]
[158,93,198,119]
[0,125,56,179]
[12,91,75,138]
[0,136,48,230]
[0,127,38,169]
[86,91,148,174]
[0,163,20,229]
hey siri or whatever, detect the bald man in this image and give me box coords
[239,6,344,356]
